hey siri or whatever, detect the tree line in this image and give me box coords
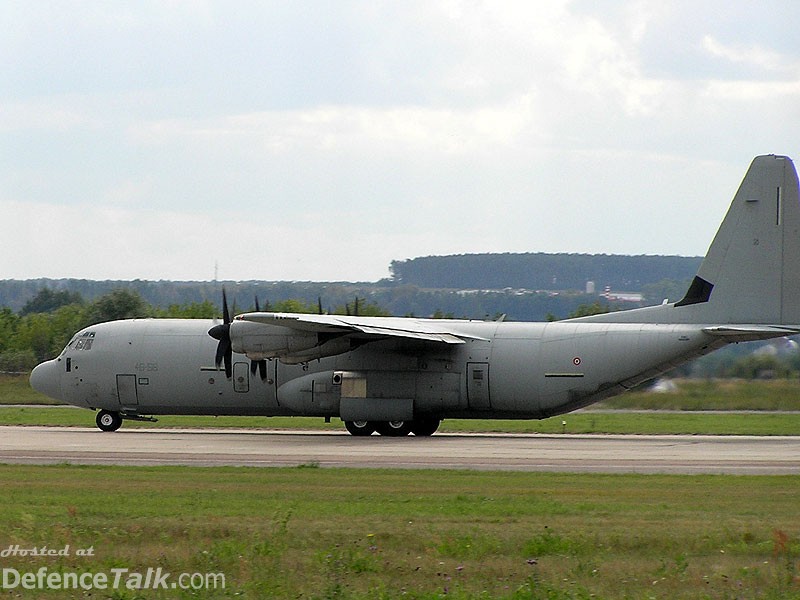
[0,288,388,372]
[5,286,797,380]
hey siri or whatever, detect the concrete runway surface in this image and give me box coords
[1,426,799,474]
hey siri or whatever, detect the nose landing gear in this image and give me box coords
[96,410,122,432]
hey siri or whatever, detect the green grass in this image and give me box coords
[1,464,799,598]
[3,407,800,436]
[0,373,62,404]
[601,378,800,411]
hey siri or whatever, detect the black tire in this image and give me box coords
[344,420,376,436]
[96,410,122,432]
[410,419,441,436]
[374,421,412,437]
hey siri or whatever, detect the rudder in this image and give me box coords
[676,154,800,325]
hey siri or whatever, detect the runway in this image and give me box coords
[1,426,799,474]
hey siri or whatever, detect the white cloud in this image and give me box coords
[2,1,800,283]
[702,35,798,74]
[131,98,537,157]
[0,100,101,133]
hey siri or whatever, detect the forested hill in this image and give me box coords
[390,253,702,291]
[0,253,702,322]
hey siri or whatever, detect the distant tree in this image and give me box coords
[271,299,321,314]
[0,308,19,353]
[86,289,149,324]
[567,302,611,319]
[641,279,692,305]
[20,288,83,315]
[334,297,390,317]
[723,354,795,379]
[154,301,218,319]
[0,349,37,372]
[13,313,53,362]
[48,304,90,353]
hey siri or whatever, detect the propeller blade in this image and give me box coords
[258,359,267,381]
[250,358,268,381]
[222,288,230,324]
[214,336,230,365]
[254,296,260,312]
[223,349,232,379]
[209,289,233,379]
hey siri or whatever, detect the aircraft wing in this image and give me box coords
[238,312,487,344]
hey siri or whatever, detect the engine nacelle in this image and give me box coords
[229,319,319,360]
[229,319,353,363]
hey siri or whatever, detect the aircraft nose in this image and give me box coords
[30,359,63,401]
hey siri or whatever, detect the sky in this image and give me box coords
[2,1,799,283]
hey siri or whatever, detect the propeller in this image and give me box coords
[250,357,268,380]
[249,295,268,380]
[208,289,233,379]
[209,290,269,381]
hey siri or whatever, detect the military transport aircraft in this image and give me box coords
[30,155,800,435]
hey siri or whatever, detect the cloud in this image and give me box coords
[702,35,798,74]
[130,97,538,156]
[2,1,800,283]
[2,197,465,281]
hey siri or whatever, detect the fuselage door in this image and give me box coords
[116,374,138,407]
[232,361,250,393]
[467,362,491,409]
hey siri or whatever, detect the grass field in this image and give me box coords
[3,405,800,436]
[601,378,800,412]
[3,377,800,598]
[1,465,799,599]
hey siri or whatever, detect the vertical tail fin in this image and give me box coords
[676,154,800,325]
[575,155,800,328]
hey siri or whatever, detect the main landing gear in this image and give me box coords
[343,419,441,437]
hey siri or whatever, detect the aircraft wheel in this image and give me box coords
[344,420,375,436]
[410,419,440,436]
[375,421,412,436]
[96,410,122,432]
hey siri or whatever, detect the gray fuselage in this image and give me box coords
[32,317,718,421]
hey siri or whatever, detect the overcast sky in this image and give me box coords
[2,1,799,282]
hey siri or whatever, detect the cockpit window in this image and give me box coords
[72,331,96,351]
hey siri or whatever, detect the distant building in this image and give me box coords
[602,285,643,303]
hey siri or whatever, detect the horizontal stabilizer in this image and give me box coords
[702,325,800,342]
